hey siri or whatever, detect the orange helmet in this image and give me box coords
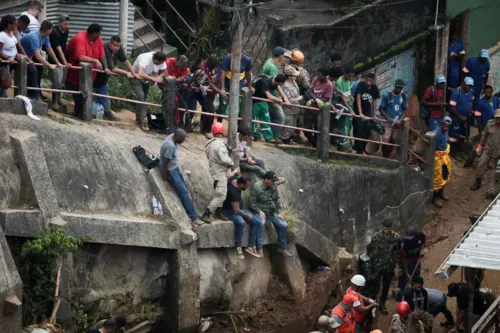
[292,50,305,64]
[211,122,224,135]
[342,293,356,305]
[397,301,410,317]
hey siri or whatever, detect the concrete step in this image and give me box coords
[153,43,177,57]
[134,17,154,37]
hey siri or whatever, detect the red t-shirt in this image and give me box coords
[423,86,445,119]
[166,57,189,79]
[65,31,105,86]
[310,77,334,100]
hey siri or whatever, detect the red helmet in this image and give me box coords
[342,294,356,305]
[211,122,224,135]
[397,301,410,317]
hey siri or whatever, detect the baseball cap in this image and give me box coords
[442,116,452,124]
[480,49,489,59]
[58,14,70,22]
[273,46,286,57]
[464,77,474,86]
[264,170,279,182]
[436,75,446,84]
[395,79,405,88]
[447,282,460,297]
[404,226,416,239]
[495,109,500,118]
[284,65,300,76]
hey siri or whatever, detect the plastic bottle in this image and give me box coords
[157,201,164,216]
[317,265,330,271]
[152,196,159,216]
[96,103,104,120]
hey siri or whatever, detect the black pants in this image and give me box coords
[303,110,318,147]
[379,271,394,305]
[353,118,371,153]
[65,81,83,118]
[200,94,215,133]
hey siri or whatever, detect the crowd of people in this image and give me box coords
[312,222,493,333]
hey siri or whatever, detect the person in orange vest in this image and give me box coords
[347,274,379,333]
[325,293,357,333]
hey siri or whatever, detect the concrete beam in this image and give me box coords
[9,131,61,228]
[0,98,48,116]
[196,221,272,249]
[271,244,306,301]
[0,209,42,236]
[294,220,339,265]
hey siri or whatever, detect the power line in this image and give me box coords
[251,0,418,12]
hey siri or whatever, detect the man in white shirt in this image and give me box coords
[131,51,168,131]
[21,0,44,33]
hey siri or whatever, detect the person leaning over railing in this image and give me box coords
[65,23,108,118]
[20,20,63,101]
[48,14,70,112]
[131,50,168,131]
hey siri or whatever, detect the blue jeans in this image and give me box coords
[27,63,42,100]
[95,82,109,109]
[166,167,198,221]
[266,215,288,249]
[222,209,264,248]
[398,260,421,290]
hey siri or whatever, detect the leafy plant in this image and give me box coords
[19,228,86,325]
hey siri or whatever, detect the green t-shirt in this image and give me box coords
[262,58,279,77]
[334,76,353,104]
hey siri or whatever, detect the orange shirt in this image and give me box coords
[165,57,189,79]
[346,286,365,323]
[330,304,355,333]
[66,31,105,86]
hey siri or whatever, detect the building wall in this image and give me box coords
[447,0,500,58]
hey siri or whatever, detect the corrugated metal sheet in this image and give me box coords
[435,193,500,280]
[0,1,135,56]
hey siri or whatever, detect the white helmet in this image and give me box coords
[317,315,330,327]
[351,274,366,287]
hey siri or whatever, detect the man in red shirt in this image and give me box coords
[165,55,190,81]
[65,23,110,118]
[422,75,447,131]
[166,55,194,130]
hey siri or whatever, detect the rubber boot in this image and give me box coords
[471,178,482,191]
[438,188,449,201]
[103,102,120,121]
[433,192,443,208]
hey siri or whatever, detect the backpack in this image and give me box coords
[0,66,12,89]
[133,145,160,170]
[420,86,435,120]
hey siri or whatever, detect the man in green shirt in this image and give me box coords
[334,65,355,105]
[262,46,285,77]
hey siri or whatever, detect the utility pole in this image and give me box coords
[228,0,243,166]
[119,0,129,55]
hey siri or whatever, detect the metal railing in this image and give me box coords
[134,8,168,52]
[472,296,500,333]
[143,0,188,50]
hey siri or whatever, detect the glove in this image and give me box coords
[476,144,483,155]
[305,99,314,107]
[315,98,325,109]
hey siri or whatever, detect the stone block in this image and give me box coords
[0,209,43,236]
[295,220,339,265]
[180,226,197,246]
[272,244,306,301]
[0,98,48,116]
[196,220,272,249]
[9,131,60,226]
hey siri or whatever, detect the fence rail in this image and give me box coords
[3,57,432,167]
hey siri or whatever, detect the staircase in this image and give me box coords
[133,9,177,57]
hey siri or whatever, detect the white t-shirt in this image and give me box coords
[21,12,40,33]
[0,32,18,59]
[133,51,167,79]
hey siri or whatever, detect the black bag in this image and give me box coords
[133,145,160,169]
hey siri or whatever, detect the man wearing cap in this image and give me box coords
[463,49,490,105]
[371,220,401,314]
[432,117,452,208]
[353,72,380,155]
[281,65,303,144]
[379,78,408,158]
[399,276,428,313]
[473,85,499,133]
[471,109,500,190]
[422,75,447,131]
[48,14,70,111]
[327,294,356,333]
[398,227,425,292]
[447,282,490,330]
[448,77,475,155]
[249,171,291,256]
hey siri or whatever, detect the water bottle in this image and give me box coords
[157,201,164,216]
[91,101,99,116]
[317,265,330,271]
[96,103,104,120]
[393,115,400,125]
[152,196,159,216]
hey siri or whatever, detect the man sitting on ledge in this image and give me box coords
[249,171,292,256]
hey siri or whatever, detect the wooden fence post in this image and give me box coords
[240,87,253,147]
[79,62,93,122]
[316,103,330,162]
[161,77,177,134]
[14,57,27,97]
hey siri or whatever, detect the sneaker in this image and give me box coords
[277,248,292,257]
[257,248,264,258]
[236,247,244,260]
[245,247,261,258]
[214,212,229,221]
[433,197,443,208]
[200,211,213,224]
[191,218,204,226]
[275,177,286,186]
[138,117,149,131]
[104,111,120,122]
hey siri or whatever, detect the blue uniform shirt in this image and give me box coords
[21,31,51,60]
[379,91,408,119]
[447,39,465,89]
[220,53,252,89]
[433,127,449,151]
[450,87,474,117]
[464,57,490,94]
[476,96,500,130]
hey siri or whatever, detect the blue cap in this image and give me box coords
[464,76,474,86]
[436,75,446,84]
[480,49,489,59]
[273,46,286,57]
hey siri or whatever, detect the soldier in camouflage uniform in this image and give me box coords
[370,220,401,314]
[357,242,380,333]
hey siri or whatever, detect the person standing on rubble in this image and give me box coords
[387,301,410,333]
[320,294,356,333]
[399,276,428,313]
[398,227,425,293]
[471,109,500,191]
[201,122,240,223]
[371,220,401,314]
[347,274,379,333]
[432,117,452,208]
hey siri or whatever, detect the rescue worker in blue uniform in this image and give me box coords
[474,85,499,133]
[463,49,490,108]
[448,77,474,156]
[447,31,466,92]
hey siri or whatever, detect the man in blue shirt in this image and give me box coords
[448,77,474,156]
[474,85,499,133]
[447,31,465,92]
[463,49,490,106]
[217,53,254,117]
[432,116,452,208]
[21,20,62,100]
[379,78,408,158]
